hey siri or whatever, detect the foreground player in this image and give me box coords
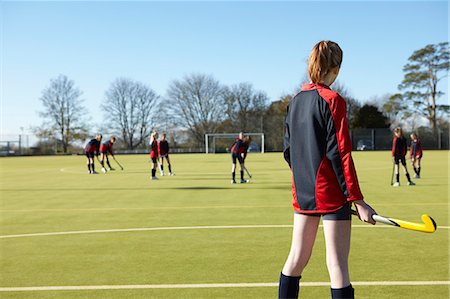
[84,134,102,174]
[230,132,249,184]
[100,136,117,173]
[410,133,423,178]
[158,133,174,176]
[392,127,415,186]
[149,132,159,180]
[279,41,376,299]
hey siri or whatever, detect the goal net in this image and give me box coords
[205,133,265,154]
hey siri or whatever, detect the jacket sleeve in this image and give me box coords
[283,105,291,167]
[325,95,363,202]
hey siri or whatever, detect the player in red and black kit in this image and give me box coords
[149,132,159,180]
[392,127,415,186]
[99,136,116,173]
[158,133,174,176]
[230,132,249,184]
[410,133,423,179]
[279,41,376,299]
[84,134,102,174]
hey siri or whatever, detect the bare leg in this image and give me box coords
[282,214,320,276]
[323,219,352,288]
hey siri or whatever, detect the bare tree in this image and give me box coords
[166,74,225,145]
[36,74,89,153]
[102,78,159,149]
[223,82,268,132]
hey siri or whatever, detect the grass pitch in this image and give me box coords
[0,151,448,298]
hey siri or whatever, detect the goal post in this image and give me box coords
[205,133,265,154]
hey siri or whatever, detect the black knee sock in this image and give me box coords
[91,163,95,172]
[232,171,235,181]
[331,284,354,299]
[240,170,244,180]
[161,165,164,171]
[396,173,399,182]
[418,167,421,175]
[406,173,411,182]
[168,164,172,173]
[106,160,112,169]
[413,167,418,175]
[152,169,156,177]
[278,272,301,299]
[87,164,91,172]
[100,160,105,168]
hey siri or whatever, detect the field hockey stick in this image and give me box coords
[390,162,395,185]
[352,210,437,233]
[113,156,124,170]
[244,166,252,178]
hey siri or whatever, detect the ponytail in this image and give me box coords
[308,41,343,83]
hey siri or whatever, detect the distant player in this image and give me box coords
[158,133,174,176]
[392,127,415,186]
[149,132,159,180]
[99,136,117,173]
[84,134,102,174]
[230,132,249,184]
[410,133,423,178]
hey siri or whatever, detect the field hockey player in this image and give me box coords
[99,136,117,173]
[279,40,376,299]
[84,134,102,174]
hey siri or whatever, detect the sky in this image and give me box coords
[1,1,448,142]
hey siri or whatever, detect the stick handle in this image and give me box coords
[372,214,399,226]
[351,210,397,227]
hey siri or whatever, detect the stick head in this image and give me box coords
[390,214,437,233]
[421,214,437,233]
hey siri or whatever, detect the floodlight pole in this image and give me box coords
[205,134,209,154]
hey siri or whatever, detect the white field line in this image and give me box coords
[1,281,449,292]
[0,202,447,213]
[1,224,448,239]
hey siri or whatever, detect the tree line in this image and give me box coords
[34,42,449,153]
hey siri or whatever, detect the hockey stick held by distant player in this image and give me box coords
[113,156,124,171]
[352,210,436,233]
[244,166,252,178]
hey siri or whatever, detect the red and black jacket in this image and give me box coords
[99,141,114,155]
[231,138,248,159]
[284,83,363,214]
[158,140,169,156]
[150,140,158,159]
[84,139,101,155]
[392,136,407,157]
[410,139,423,158]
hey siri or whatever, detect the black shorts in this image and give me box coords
[296,203,352,220]
[160,154,169,159]
[151,157,157,163]
[85,152,95,159]
[231,152,244,164]
[394,156,406,166]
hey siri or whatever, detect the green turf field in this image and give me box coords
[0,151,448,298]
